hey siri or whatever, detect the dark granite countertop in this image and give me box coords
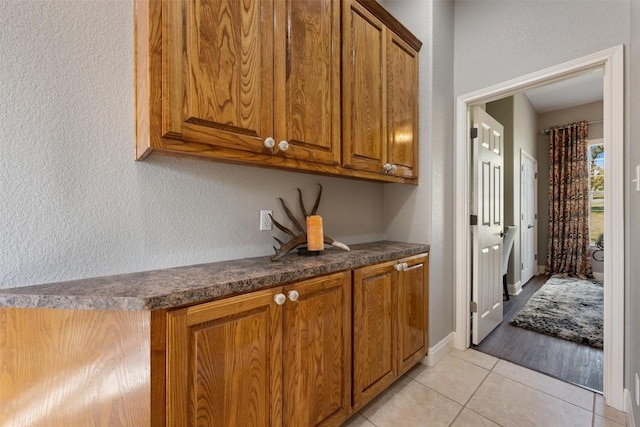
[0,241,429,311]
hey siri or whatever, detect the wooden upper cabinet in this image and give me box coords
[342,0,421,181]
[274,0,341,165]
[137,0,339,165]
[387,32,419,180]
[162,0,275,155]
[282,272,351,427]
[342,1,387,175]
[166,287,283,427]
[136,0,420,183]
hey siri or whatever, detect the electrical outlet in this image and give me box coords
[260,210,273,231]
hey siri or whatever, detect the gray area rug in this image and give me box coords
[510,275,603,348]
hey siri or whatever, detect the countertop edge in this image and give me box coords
[0,242,429,311]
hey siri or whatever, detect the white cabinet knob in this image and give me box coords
[278,140,289,151]
[274,293,286,305]
[264,137,275,149]
[383,163,393,172]
[390,164,398,173]
[394,263,405,272]
[288,290,299,301]
[403,262,409,270]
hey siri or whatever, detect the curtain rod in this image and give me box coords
[542,119,603,135]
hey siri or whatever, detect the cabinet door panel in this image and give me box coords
[352,263,396,409]
[274,0,340,164]
[164,0,274,153]
[387,33,419,179]
[283,272,351,427]
[342,1,386,174]
[397,255,429,374]
[167,288,283,427]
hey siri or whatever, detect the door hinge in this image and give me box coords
[535,254,538,260]
[535,214,538,220]
[470,214,478,225]
[521,263,524,270]
[521,165,524,172]
[470,301,478,313]
[470,128,478,139]
[535,172,538,179]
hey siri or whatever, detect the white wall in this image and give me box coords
[382,0,455,347]
[0,0,386,289]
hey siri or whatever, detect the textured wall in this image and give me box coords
[0,0,385,289]
[382,0,455,347]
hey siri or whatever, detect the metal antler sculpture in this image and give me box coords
[270,184,350,261]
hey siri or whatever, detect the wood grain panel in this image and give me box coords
[164,0,274,153]
[283,272,351,427]
[397,254,429,375]
[342,1,386,174]
[274,0,341,165]
[167,287,283,427]
[352,263,396,410]
[0,308,151,426]
[387,33,419,179]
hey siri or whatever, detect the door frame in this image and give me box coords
[453,45,624,409]
[520,148,537,287]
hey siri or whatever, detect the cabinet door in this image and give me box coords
[163,0,274,154]
[352,262,396,409]
[167,287,283,427]
[397,254,429,375]
[387,32,419,179]
[273,0,341,165]
[342,0,387,175]
[283,272,351,427]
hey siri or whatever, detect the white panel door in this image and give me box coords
[520,150,537,285]
[471,107,504,345]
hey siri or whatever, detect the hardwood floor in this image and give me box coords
[473,275,604,392]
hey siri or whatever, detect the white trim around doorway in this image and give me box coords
[453,45,625,410]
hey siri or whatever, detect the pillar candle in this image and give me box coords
[306,215,324,251]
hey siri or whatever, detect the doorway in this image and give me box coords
[453,46,624,410]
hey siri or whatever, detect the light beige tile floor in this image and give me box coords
[342,348,627,427]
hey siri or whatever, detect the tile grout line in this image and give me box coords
[488,361,597,413]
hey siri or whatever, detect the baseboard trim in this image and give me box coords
[625,388,636,427]
[507,280,522,296]
[593,272,604,281]
[537,265,546,275]
[423,332,455,367]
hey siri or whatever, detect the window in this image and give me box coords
[588,140,604,246]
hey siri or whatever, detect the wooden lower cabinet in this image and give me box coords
[0,254,427,427]
[166,271,351,427]
[352,253,429,410]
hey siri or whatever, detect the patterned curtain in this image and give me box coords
[546,121,593,278]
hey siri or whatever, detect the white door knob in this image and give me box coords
[288,290,299,301]
[264,137,275,149]
[394,263,405,272]
[274,293,286,305]
[278,140,289,151]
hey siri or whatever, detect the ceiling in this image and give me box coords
[523,69,604,113]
